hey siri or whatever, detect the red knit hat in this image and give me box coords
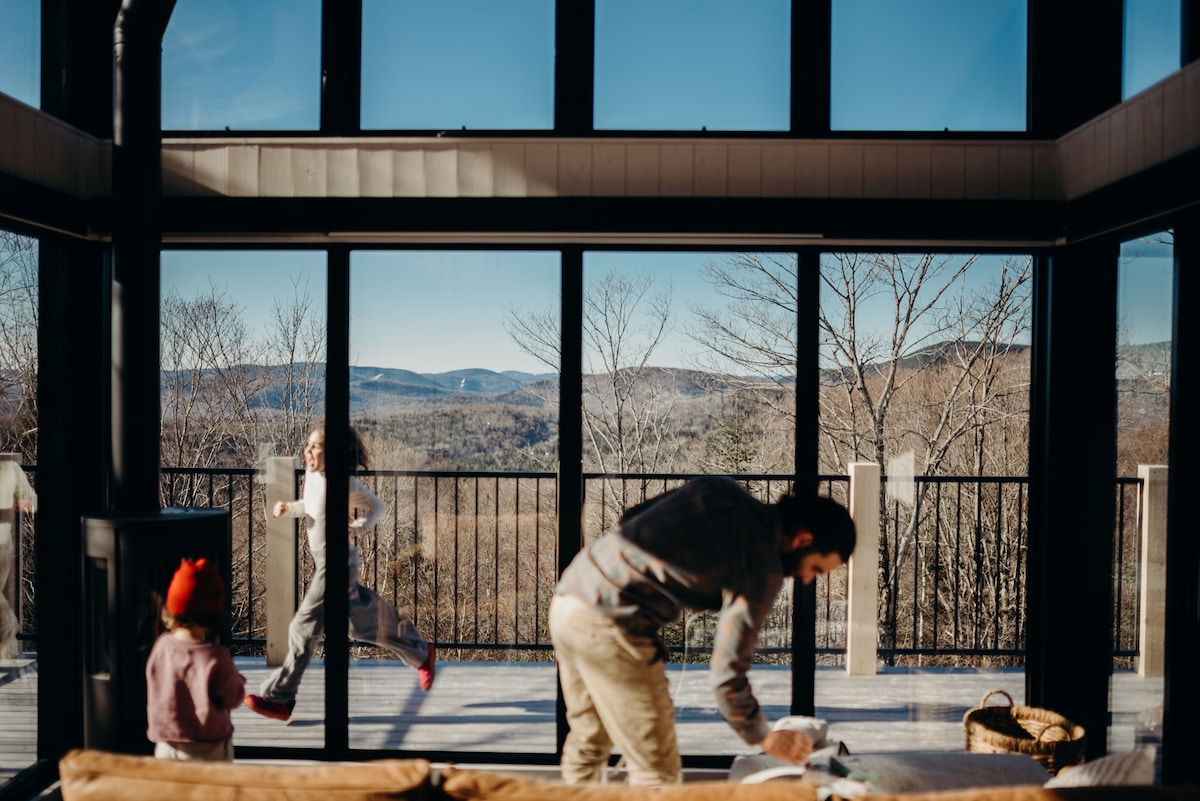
[165,558,225,616]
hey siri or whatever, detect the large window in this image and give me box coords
[1112,233,1171,770]
[817,251,1033,748]
[161,250,329,747]
[0,0,39,108]
[574,251,799,478]
[361,0,556,131]
[594,0,791,131]
[162,0,322,131]
[0,227,39,785]
[347,250,561,753]
[831,0,1027,132]
[574,251,800,756]
[1123,0,1183,99]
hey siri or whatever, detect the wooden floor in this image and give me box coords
[0,655,1165,785]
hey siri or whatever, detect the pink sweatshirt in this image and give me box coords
[145,632,245,744]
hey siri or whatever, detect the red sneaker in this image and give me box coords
[244,694,295,721]
[418,644,436,691]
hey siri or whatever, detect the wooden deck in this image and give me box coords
[1,655,1165,785]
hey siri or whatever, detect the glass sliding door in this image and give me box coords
[1112,232,1172,778]
[816,251,1033,752]
[578,250,799,759]
[348,249,561,755]
[161,249,328,751]
[0,227,39,787]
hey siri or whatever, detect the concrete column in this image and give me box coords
[1137,464,1168,678]
[846,462,881,675]
[265,457,300,666]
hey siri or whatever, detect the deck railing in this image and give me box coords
[10,466,1150,670]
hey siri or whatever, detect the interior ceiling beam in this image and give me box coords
[141,197,1065,249]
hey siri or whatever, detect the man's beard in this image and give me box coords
[780,544,814,577]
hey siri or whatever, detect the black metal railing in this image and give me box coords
[12,466,1144,668]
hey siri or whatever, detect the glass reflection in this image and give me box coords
[831,0,1027,131]
[347,250,561,753]
[161,249,328,749]
[361,0,555,131]
[580,251,799,757]
[594,0,790,131]
[816,251,1033,751]
[1123,0,1182,99]
[162,0,321,131]
[0,0,39,108]
[0,228,38,785]
[1113,233,1171,775]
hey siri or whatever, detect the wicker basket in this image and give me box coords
[963,689,1087,774]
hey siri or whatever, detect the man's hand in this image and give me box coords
[758,729,814,765]
[272,501,288,518]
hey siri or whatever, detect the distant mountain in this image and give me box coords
[816,340,1031,384]
[230,364,559,412]
[895,340,1029,370]
[176,343,1046,416]
[1116,341,1171,381]
[348,366,555,409]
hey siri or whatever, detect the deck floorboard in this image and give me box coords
[0,656,1164,783]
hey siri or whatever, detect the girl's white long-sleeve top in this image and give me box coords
[278,471,387,556]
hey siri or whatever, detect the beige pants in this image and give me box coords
[154,739,233,761]
[549,595,681,785]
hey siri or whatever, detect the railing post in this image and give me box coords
[846,462,880,675]
[265,456,300,666]
[0,454,34,659]
[1137,464,1168,678]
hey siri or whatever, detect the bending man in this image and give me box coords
[549,475,856,785]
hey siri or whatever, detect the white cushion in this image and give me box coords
[833,752,1051,793]
[1043,746,1156,787]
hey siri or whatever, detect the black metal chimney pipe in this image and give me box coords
[111,0,175,513]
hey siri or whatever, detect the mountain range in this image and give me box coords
[192,338,1166,414]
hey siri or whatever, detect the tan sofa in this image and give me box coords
[55,748,1200,801]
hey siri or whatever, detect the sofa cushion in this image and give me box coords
[438,766,819,801]
[833,752,1053,793]
[58,748,432,801]
[732,751,1051,794]
[857,787,1200,801]
[1043,746,1156,788]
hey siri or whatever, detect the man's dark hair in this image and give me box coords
[777,493,856,562]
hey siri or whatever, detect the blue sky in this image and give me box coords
[831,0,1027,131]
[1,1,1183,370]
[159,247,1185,375]
[1118,236,1175,346]
[0,0,1184,122]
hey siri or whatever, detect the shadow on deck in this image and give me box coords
[0,657,1164,784]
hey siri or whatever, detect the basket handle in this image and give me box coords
[978,689,1015,709]
[1037,724,1072,743]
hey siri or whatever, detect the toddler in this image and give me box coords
[145,557,245,760]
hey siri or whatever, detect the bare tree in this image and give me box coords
[160,276,328,641]
[260,276,326,461]
[687,252,800,472]
[0,231,39,460]
[160,282,271,471]
[1116,230,1173,475]
[691,251,1034,664]
[505,267,679,475]
[160,276,328,470]
[0,230,38,645]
